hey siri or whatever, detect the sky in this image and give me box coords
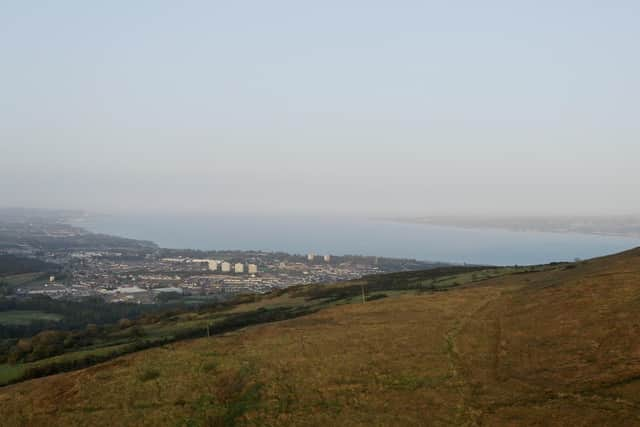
[1,1,639,216]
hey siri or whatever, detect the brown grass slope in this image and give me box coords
[2,248,640,426]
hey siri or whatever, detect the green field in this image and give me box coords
[0,310,63,325]
[1,272,47,287]
[0,364,24,386]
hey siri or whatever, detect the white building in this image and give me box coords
[162,258,186,263]
[112,286,147,294]
[307,253,315,261]
[234,263,245,273]
[221,262,232,273]
[207,260,218,271]
[323,255,331,263]
[248,264,258,274]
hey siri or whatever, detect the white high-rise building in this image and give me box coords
[207,260,218,271]
[221,262,231,273]
[307,253,315,261]
[248,264,258,274]
[234,263,245,273]
[323,255,331,263]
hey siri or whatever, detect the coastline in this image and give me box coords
[384,217,640,240]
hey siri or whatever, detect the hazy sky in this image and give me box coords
[2,1,639,216]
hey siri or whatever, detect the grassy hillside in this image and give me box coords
[0,265,503,384]
[1,249,640,426]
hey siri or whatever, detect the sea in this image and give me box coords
[78,214,640,266]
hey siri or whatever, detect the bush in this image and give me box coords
[118,318,133,329]
[138,368,161,382]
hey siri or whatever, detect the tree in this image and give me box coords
[118,318,133,329]
[85,323,99,336]
[29,330,67,360]
[129,325,145,339]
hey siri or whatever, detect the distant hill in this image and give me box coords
[1,248,640,426]
[396,215,640,238]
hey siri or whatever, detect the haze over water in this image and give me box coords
[81,214,640,266]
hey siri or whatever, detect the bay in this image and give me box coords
[79,214,640,266]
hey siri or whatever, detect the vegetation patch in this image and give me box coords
[138,367,161,382]
[0,310,63,326]
[0,363,25,385]
[181,366,263,427]
[382,374,452,391]
[0,255,60,277]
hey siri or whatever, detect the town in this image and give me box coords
[0,211,445,305]
[8,249,443,304]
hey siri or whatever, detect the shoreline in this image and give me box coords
[383,218,640,241]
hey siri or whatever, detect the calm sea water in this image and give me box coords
[78,214,640,266]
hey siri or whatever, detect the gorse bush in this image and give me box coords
[137,367,161,382]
